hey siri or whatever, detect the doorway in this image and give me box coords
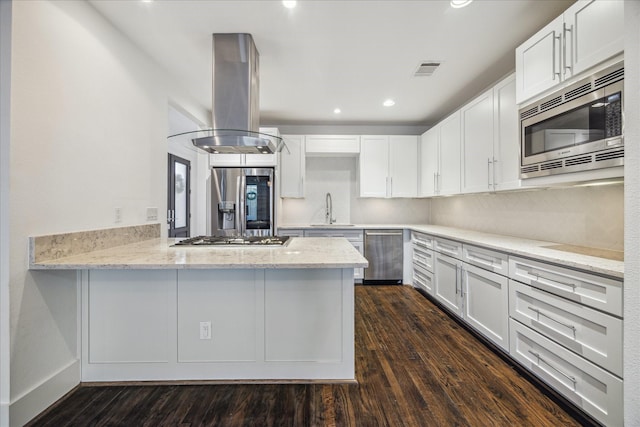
[168,154,191,237]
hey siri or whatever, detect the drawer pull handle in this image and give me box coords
[528,306,577,335]
[528,350,577,386]
[530,272,577,290]
[468,253,496,266]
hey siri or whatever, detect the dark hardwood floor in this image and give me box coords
[27,286,582,427]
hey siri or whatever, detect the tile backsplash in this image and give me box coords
[430,183,624,251]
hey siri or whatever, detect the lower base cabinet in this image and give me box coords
[463,264,509,352]
[433,252,463,316]
[510,319,622,427]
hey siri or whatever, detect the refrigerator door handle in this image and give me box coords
[238,173,246,236]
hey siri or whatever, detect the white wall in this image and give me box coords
[279,156,430,226]
[0,1,12,425]
[430,184,624,251]
[624,0,640,424]
[8,1,206,424]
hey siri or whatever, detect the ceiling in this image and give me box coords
[89,0,573,127]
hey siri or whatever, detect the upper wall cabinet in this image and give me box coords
[360,135,418,198]
[419,112,461,197]
[210,127,279,167]
[305,135,360,156]
[515,0,624,104]
[279,135,305,198]
[461,74,520,194]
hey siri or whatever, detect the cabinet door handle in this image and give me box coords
[563,23,573,75]
[492,157,497,190]
[553,32,562,81]
[528,306,577,335]
[455,265,459,295]
[528,350,577,386]
[487,158,492,189]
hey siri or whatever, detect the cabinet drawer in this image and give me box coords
[462,244,508,276]
[412,264,434,295]
[304,229,363,242]
[509,256,622,317]
[278,229,304,238]
[509,320,622,427]
[412,245,434,273]
[509,280,622,377]
[434,237,463,259]
[411,231,433,249]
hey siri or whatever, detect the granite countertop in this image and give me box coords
[29,237,369,270]
[279,223,623,279]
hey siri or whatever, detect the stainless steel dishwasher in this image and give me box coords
[363,229,403,284]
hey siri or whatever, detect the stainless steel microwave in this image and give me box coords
[519,62,624,179]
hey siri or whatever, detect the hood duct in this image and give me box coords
[189,33,279,154]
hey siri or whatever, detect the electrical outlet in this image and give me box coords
[199,321,212,340]
[114,207,122,223]
[146,207,158,221]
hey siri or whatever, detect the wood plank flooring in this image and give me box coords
[27,285,583,427]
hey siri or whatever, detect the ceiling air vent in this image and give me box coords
[565,155,592,167]
[564,83,592,102]
[595,68,624,88]
[540,96,562,111]
[414,61,442,77]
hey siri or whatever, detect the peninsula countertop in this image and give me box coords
[29,237,369,270]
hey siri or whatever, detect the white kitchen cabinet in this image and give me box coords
[565,0,624,77]
[305,135,360,155]
[419,127,439,197]
[210,127,280,167]
[515,0,623,104]
[510,320,622,427]
[434,252,463,317]
[492,75,521,191]
[461,88,495,193]
[419,112,461,197]
[438,113,462,196]
[359,136,388,198]
[508,256,623,317]
[510,280,622,377]
[279,135,305,198]
[463,263,509,351]
[461,75,520,194]
[359,135,418,198]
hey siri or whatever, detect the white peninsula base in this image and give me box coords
[81,268,355,383]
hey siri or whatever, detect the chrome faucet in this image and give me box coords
[325,192,336,224]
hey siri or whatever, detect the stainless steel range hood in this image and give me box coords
[191,33,278,154]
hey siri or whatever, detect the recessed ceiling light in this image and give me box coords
[383,99,395,107]
[282,1,297,9]
[334,108,342,114]
[450,0,472,8]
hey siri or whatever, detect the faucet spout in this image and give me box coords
[325,192,336,224]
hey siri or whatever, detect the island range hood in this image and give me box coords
[191,33,279,154]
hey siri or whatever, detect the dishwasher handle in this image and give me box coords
[365,231,403,236]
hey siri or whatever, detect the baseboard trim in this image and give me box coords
[10,360,80,427]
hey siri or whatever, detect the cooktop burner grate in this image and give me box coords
[173,236,290,247]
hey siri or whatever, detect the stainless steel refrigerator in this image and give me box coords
[208,167,275,237]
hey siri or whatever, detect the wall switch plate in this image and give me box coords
[199,321,212,340]
[146,207,158,221]
[114,207,122,223]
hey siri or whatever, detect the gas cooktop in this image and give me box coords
[173,236,290,247]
